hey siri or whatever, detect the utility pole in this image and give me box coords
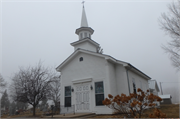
[159,82,163,95]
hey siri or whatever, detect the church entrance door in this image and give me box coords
[75,84,90,112]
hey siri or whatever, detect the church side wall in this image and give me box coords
[154,84,159,95]
[153,85,159,96]
[106,61,117,97]
[115,64,129,96]
[60,52,112,114]
[152,90,158,96]
[127,70,149,93]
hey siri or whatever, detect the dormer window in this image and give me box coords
[79,57,83,62]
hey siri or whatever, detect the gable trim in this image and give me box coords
[56,49,106,71]
[72,78,92,84]
[56,49,151,80]
[124,64,151,80]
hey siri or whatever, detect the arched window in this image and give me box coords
[79,57,83,62]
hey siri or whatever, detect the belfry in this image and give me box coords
[71,5,100,52]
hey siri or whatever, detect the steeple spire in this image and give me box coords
[75,2,94,41]
[72,2,98,52]
[81,2,88,27]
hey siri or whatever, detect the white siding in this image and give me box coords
[61,53,106,82]
[148,80,159,96]
[127,70,149,93]
[74,42,97,52]
[148,80,155,89]
[106,62,117,97]
[59,52,150,114]
[60,52,112,114]
[115,64,129,96]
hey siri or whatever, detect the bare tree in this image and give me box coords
[48,76,61,111]
[10,62,56,116]
[1,90,10,110]
[0,74,7,94]
[159,0,180,70]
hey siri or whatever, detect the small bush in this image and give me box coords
[103,88,166,118]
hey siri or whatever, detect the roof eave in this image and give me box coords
[75,27,94,35]
[125,64,151,80]
[70,38,99,47]
[56,50,79,72]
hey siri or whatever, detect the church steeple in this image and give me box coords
[71,4,100,52]
[75,5,94,40]
[81,6,88,27]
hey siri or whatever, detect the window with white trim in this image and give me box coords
[95,81,104,106]
[65,86,71,107]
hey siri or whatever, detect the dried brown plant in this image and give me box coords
[102,88,165,118]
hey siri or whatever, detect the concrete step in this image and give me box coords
[44,113,96,118]
[72,113,96,118]
[79,114,97,118]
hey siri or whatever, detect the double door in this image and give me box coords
[75,84,90,112]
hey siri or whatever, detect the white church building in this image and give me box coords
[56,6,151,114]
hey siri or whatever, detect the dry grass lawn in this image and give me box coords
[1,109,45,118]
[1,104,179,118]
[143,104,179,118]
[95,104,179,118]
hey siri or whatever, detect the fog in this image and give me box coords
[0,0,179,103]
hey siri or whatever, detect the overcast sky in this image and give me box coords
[0,0,179,102]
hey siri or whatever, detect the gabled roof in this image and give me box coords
[56,49,151,80]
[70,38,99,48]
[148,80,160,92]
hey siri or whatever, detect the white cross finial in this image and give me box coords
[82,1,85,8]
